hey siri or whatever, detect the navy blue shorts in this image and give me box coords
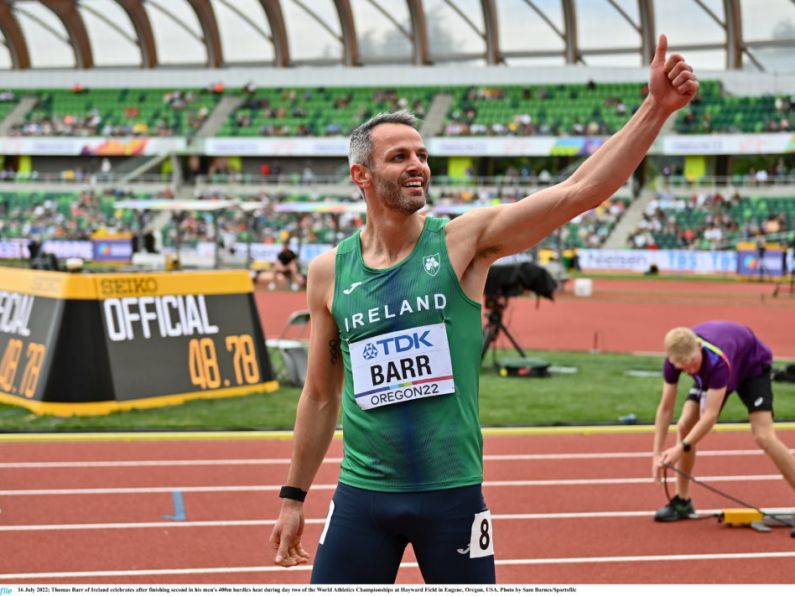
[310,483,496,584]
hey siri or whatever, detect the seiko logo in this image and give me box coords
[99,277,159,297]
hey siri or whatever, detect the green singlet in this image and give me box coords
[331,216,484,492]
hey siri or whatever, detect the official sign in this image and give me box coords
[0,267,277,415]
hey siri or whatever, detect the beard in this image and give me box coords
[372,172,427,214]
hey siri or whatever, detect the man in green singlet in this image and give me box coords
[270,35,699,583]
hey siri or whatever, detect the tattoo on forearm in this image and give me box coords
[329,339,341,365]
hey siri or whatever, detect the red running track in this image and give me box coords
[254,277,795,359]
[1,428,794,584]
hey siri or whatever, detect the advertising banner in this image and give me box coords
[660,133,795,156]
[0,136,186,156]
[205,137,349,157]
[735,247,785,277]
[92,238,134,262]
[578,249,738,274]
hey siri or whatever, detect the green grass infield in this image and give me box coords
[1,349,793,432]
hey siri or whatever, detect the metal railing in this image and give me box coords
[193,173,570,188]
[0,172,174,185]
[656,175,795,191]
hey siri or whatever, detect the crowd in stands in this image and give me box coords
[0,188,136,241]
[2,80,794,139]
[627,190,793,250]
[5,87,216,137]
[675,81,795,134]
[158,191,365,254]
[3,182,795,274]
[429,186,627,249]
[229,86,429,137]
[443,82,645,137]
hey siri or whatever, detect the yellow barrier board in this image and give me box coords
[0,267,277,415]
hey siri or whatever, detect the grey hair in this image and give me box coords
[348,110,419,168]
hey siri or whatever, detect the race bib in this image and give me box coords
[468,510,495,558]
[349,322,455,410]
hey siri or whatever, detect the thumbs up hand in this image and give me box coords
[649,34,700,114]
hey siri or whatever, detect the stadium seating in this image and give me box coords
[218,87,433,137]
[9,88,223,136]
[0,190,140,240]
[629,192,794,249]
[3,81,791,139]
[444,82,646,136]
[675,80,794,133]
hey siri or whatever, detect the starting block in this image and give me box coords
[718,509,795,534]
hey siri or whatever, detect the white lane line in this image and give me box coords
[4,551,795,580]
[0,474,784,496]
[497,550,795,566]
[1,458,301,468]
[0,450,777,468]
[3,508,793,532]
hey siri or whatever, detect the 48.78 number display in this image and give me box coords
[0,339,46,399]
[188,333,261,390]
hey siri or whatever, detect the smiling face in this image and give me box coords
[361,123,431,214]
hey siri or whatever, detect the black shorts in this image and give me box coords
[687,365,774,414]
[310,482,496,584]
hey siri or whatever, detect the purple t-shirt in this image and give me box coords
[663,321,773,393]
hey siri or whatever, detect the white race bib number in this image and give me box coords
[468,510,495,558]
[349,323,455,410]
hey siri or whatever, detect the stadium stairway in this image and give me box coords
[420,93,454,137]
[194,95,245,138]
[118,154,178,186]
[0,95,39,135]
[603,187,655,249]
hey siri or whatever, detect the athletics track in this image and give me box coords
[1,428,794,584]
[1,276,794,584]
[255,277,795,359]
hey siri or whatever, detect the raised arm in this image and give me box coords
[270,250,344,567]
[447,34,698,272]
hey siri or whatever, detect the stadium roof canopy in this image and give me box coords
[0,0,793,73]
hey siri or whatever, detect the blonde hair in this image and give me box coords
[664,327,699,365]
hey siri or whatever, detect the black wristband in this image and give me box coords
[279,485,307,502]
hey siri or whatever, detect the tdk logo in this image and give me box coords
[363,343,378,360]
[375,331,432,356]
